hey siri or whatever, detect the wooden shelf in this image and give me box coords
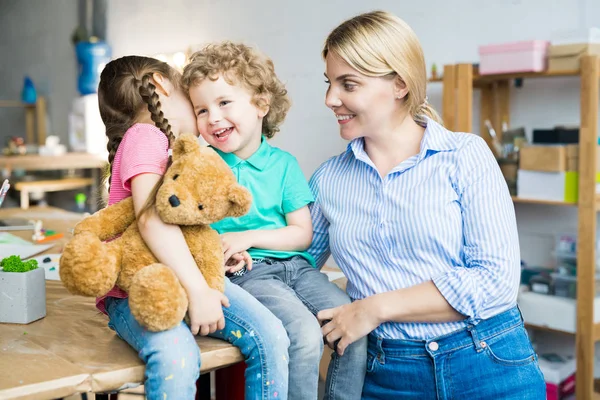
[524,322,575,335]
[429,68,581,84]
[511,196,576,206]
[474,69,580,83]
[0,100,36,108]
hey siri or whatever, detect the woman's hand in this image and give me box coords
[186,285,229,336]
[221,232,254,263]
[318,296,383,356]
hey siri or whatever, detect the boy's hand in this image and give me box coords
[224,251,253,274]
[221,232,253,263]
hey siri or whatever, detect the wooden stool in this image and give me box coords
[15,177,94,209]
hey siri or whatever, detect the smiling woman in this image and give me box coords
[310,10,547,400]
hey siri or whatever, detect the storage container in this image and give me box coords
[479,40,550,75]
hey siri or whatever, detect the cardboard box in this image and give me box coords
[548,43,600,72]
[516,170,600,203]
[519,145,566,172]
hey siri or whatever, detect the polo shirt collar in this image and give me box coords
[212,135,271,171]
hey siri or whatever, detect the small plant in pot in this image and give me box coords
[0,255,46,324]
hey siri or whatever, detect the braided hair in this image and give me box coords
[98,56,179,188]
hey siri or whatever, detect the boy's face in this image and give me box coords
[188,75,266,160]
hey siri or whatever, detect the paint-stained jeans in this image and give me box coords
[106,278,290,400]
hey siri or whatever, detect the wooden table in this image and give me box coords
[0,153,108,212]
[0,207,244,400]
[0,153,106,171]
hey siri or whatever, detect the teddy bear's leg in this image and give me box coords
[59,232,122,297]
[128,263,188,332]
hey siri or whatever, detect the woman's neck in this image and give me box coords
[364,113,425,178]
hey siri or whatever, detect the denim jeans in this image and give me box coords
[230,256,367,400]
[362,306,546,400]
[106,278,290,400]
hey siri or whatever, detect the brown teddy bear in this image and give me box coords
[59,134,252,331]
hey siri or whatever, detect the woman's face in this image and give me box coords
[324,52,401,141]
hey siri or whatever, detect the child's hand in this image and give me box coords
[225,251,253,274]
[187,285,230,336]
[221,232,253,263]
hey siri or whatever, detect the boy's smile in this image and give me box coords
[189,75,266,160]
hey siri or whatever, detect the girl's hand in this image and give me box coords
[221,232,253,263]
[187,285,229,336]
[317,296,383,356]
[224,251,253,274]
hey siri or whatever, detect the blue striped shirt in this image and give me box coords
[307,118,521,340]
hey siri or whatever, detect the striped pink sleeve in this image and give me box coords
[119,124,169,191]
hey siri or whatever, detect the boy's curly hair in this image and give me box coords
[182,42,291,138]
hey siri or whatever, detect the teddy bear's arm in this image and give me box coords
[74,197,136,240]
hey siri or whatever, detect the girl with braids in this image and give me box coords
[96,56,289,400]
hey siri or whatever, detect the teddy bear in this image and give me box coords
[59,134,252,331]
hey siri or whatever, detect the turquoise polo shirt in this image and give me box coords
[210,137,316,266]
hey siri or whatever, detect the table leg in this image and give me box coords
[196,372,211,399]
[215,362,246,400]
[20,189,29,210]
[90,168,100,212]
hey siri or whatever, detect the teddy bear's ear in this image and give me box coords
[228,184,252,217]
[172,134,201,159]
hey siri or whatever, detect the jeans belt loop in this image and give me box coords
[467,323,483,352]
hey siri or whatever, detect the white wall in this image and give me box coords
[107,0,600,268]
[0,0,79,146]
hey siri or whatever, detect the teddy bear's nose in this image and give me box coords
[168,195,181,207]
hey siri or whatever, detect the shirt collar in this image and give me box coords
[212,136,271,171]
[348,116,458,161]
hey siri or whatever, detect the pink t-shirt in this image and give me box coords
[96,123,169,314]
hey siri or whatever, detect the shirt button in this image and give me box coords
[428,341,439,351]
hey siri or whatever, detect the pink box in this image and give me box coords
[546,373,575,400]
[479,40,550,75]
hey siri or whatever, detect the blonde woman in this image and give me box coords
[310,11,546,399]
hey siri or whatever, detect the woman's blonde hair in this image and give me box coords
[323,10,442,126]
[182,41,291,138]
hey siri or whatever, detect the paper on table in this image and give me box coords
[0,244,53,260]
[28,253,61,280]
[0,232,34,246]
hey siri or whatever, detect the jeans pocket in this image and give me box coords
[482,325,537,367]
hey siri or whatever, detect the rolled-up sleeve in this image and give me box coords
[433,137,521,321]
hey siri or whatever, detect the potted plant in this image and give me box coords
[0,255,46,324]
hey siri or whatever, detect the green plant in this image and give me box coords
[1,255,38,272]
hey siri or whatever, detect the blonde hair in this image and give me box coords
[182,41,291,138]
[323,10,442,126]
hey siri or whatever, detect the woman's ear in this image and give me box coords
[394,76,409,100]
[152,72,174,97]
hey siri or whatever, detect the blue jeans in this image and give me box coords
[230,256,367,400]
[106,279,290,400]
[362,306,546,399]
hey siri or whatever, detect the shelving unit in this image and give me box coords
[0,96,47,145]
[433,55,600,400]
